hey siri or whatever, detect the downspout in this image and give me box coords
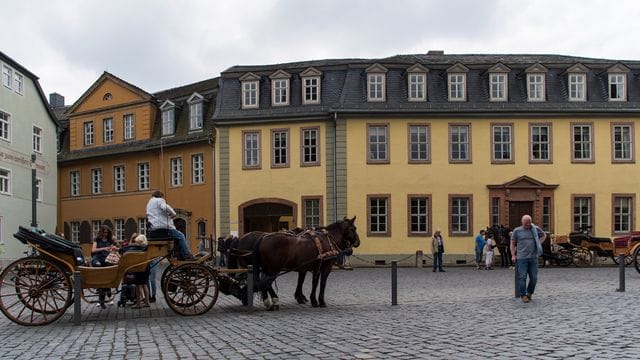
[333,111,338,223]
[210,130,217,240]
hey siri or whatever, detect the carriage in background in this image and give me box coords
[567,226,640,267]
[0,226,220,326]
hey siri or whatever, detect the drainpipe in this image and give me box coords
[333,112,338,223]
[210,130,217,240]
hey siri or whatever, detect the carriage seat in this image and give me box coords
[587,236,611,244]
[148,229,179,241]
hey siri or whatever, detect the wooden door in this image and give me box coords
[509,201,533,229]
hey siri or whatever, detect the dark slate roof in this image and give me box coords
[214,53,640,123]
[58,78,218,162]
[0,51,60,128]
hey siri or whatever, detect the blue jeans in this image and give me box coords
[148,258,160,298]
[475,249,483,264]
[516,257,538,297]
[433,252,443,271]
[168,228,191,259]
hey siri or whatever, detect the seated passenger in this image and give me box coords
[146,190,194,260]
[90,225,118,308]
[124,234,151,308]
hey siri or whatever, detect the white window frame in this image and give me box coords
[272,130,289,167]
[609,74,626,101]
[368,125,389,163]
[409,125,430,162]
[451,197,470,234]
[613,124,633,161]
[242,81,259,109]
[489,73,507,101]
[138,218,148,235]
[138,162,150,190]
[492,125,513,162]
[162,109,175,136]
[303,198,321,228]
[114,166,125,193]
[91,168,102,194]
[301,128,319,165]
[103,118,114,143]
[448,73,466,101]
[2,65,12,89]
[243,132,261,168]
[0,167,11,195]
[32,125,42,153]
[91,220,102,240]
[369,197,389,234]
[613,196,633,234]
[170,157,183,187]
[191,154,205,184]
[568,73,586,101]
[70,170,80,196]
[123,114,135,140]
[272,79,289,106]
[302,76,321,105]
[114,219,125,241]
[573,197,592,231]
[409,197,430,234]
[527,73,545,101]
[0,110,10,142]
[71,221,80,243]
[13,72,24,95]
[408,73,426,101]
[367,73,386,102]
[189,102,203,130]
[530,124,551,162]
[572,124,593,161]
[450,125,470,162]
[84,121,94,146]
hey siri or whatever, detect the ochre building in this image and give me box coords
[57,72,217,254]
[213,52,640,264]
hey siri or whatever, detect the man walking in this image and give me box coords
[475,230,485,270]
[510,215,545,303]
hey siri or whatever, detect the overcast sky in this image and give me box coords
[2,0,640,103]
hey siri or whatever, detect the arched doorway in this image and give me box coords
[239,198,297,235]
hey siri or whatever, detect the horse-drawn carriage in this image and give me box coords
[0,226,221,326]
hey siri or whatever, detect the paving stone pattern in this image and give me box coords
[0,266,639,359]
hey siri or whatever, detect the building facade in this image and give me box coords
[57,72,217,255]
[213,52,640,263]
[0,52,59,262]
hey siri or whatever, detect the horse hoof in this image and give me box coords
[311,301,319,308]
[273,304,280,311]
[319,302,327,308]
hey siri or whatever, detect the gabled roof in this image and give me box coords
[446,62,469,73]
[565,63,590,73]
[607,63,631,73]
[525,63,549,73]
[239,72,261,81]
[0,51,60,128]
[187,92,205,103]
[365,63,388,73]
[487,63,511,73]
[300,67,323,77]
[269,69,291,79]
[406,63,429,73]
[160,100,176,109]
[487,175,558,189]
[66,71,154,115]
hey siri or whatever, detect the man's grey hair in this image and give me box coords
[521,214,532,221]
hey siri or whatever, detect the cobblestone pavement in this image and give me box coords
[0,265,639,359]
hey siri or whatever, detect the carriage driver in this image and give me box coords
[146,191,194,260]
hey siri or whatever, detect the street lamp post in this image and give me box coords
[31,153,37,228]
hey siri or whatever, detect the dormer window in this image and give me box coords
[160,100,175,136]
[569,74,586,101]
[270,70,291,106]
[447,63,469,102]
[407,64,428,102]
[487,63,510,102]
[609,74,626,101]
[187,93,204,131]
[366,64,388,102]
[527,74,545,101]
[240,72,260,109]
[300,67,322,105]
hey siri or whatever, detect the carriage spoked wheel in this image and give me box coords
[611,254,634,267]
[160,265,174,292]
[555,250,573,267]
[81,287,117,304]
[0,257,72,326]
[572,248,592,267]
[633,246,640,274]
[162,263,218,316]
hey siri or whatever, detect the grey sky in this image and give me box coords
[2,0,639,103]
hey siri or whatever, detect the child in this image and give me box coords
[128,234,151,308]
[485,235,495,270]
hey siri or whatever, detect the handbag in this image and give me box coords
[105,250,121,265]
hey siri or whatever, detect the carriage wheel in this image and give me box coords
[81,287,117,304]
[634,246,640,274]
[160,265,174,292]
[572,248,592,267]
[0,258,72,326]
[555,250,573,267]
[612,254,634,266]
[162,264,218,316]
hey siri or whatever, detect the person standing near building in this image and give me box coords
[485,235,495,270]
[511,215,545,303]
[431,229,445,272]
[475,230,486,270]
[146,191,193,260]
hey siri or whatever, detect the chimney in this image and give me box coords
[49,93,65,108]
[427,50,444,55]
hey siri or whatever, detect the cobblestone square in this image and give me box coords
[0,266,639,359]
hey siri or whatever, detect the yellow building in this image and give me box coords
[213,53,640,264]
[57,72,218,254]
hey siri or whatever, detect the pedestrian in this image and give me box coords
[510,214,545,303]
[146,190,193,260]
[431,229,445,272]
[475,230,486,270]
[217,236,227,267]
[485,234,495,270]
[148,257,160,303]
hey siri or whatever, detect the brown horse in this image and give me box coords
[232,217,360,310]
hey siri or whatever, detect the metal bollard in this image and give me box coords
[246,265,254,308]
[73,271,81,325]
[391,260,398,306]
[616,254,625,292]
